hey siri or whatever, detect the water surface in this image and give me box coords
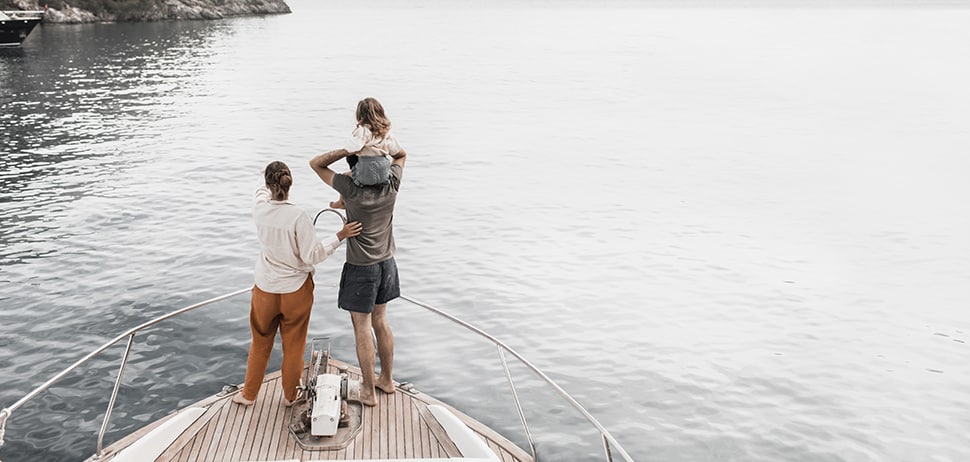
[1,1,969,461]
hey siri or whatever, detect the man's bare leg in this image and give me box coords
[372,303,395,394]
[350,311,378,407]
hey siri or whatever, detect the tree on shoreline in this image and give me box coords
[1,0,290,22]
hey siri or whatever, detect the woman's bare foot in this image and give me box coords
[376,376,395,394]
[232,393,255,407]
[359,389,377,407]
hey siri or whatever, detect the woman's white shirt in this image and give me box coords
[253,185,342,294]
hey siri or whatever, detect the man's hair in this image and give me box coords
[264,161,292,201]
[356,97,391,139]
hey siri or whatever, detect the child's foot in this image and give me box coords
[329,197,345,209]
[232,393,255,407]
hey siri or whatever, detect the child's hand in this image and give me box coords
[337,221,362,240]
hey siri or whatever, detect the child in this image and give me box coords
[330,97,403,209]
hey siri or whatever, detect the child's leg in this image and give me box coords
[330,171,352,209]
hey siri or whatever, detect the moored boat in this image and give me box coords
[0,10,44,47]
[0,288,635,461]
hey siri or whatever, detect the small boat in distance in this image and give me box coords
[0,10,44,47]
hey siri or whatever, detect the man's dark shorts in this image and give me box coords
[338,257,400,313]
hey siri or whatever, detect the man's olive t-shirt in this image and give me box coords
[332,164,402,266]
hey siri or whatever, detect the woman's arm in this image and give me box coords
[294,214,362,266]
[254,179,271,206]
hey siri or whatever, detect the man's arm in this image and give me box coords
[309,149,350,188]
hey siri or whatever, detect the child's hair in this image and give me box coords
[356,97,391,139]
[264,161,292,201]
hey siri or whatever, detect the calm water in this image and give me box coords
[2,1,969,461]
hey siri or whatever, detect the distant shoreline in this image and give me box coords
[1,0,290,23]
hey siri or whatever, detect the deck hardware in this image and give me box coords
[313,208,346,225]
[218,384,239,396]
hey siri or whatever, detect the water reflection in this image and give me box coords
[0,20,229,264]
[2,21,228,153]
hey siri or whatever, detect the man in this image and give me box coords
[309,147,407,407]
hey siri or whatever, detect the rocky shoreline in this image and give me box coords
[2,0,290,23]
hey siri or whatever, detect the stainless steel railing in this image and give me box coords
[0,288,634,462]
[399,295,634,462]
[0,287,251,459]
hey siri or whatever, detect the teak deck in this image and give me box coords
[87,358,532,462]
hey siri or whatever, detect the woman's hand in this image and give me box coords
[337,221,363,241]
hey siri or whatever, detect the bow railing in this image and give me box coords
[0,288,634,461]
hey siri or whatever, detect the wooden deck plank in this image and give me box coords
[224,384,257,462]
[416,399,432,457]
[405,396,420,459]
[392,389,401,457]
[156,399,223,461]
[221,392,250,461]
[363,401,375,458]
[255,382,280,460]
[185,406,220,461]
[170,438,188,462]
[413,397,462,457]
[236,382,269,460]
[279,407,295,459]
[347,428,364,460]
[250,380,284,460]
[401,394,412,459]
[261,385,290,460]
[241,381,268,461]
[391,388,404,458]
[379,389,389,459]
[488,438,515,462]
[486,439,500,459]
[183,432,208,462]
[206,394,239,462]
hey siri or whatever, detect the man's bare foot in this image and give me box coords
[283,398,296,408]
[232,393,255,407]
[376,376,395,394]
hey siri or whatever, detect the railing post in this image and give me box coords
[498,346,537,461]
[96,333,136,459]
[602,434,614,462]
[0,288,250,461]
[0,407,9,452]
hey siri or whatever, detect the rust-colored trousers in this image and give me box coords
[242,275,314,401]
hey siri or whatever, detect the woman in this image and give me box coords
[233,160,362,407]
